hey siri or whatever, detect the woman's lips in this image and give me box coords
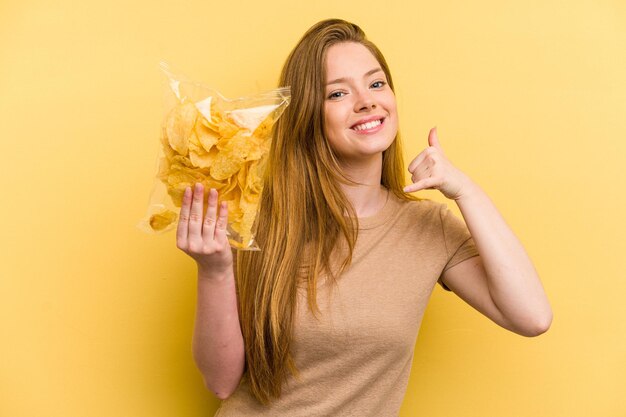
[350,117,385,134]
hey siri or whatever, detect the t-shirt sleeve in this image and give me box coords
[437,204,480,291]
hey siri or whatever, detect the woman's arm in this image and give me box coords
[178,185,245,399]
[442,181,552,336]
[193,261,245,399]
[405,128,552,336]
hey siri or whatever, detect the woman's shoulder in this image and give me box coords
[385,195,451,232]
[393,194,445,217]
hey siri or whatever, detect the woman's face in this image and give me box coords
[323,42,398,164]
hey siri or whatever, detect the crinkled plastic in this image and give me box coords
[138,61,290,250]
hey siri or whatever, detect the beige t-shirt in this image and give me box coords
[215,194,479,416]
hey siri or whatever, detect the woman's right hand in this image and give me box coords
[176,183,234,278]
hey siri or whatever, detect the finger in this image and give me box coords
[403,177,439,193]
[202,188,218,240]
[411,166,430,184]
[428,127,443,152]
[188,183,205,239]
[215,201,229,236]
[176,186,192,246]
[407,151,428,173]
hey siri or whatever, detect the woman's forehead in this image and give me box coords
[325,42,381,81]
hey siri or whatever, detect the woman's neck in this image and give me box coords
[342,183,389,218]
[338,155,388,218]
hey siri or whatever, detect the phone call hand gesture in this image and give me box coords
[404,127,473,201]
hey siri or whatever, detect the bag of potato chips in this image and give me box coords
[138,61,290,250]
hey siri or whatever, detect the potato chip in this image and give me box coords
[160,126,176,160]
[170,154,194,168]
[167,165,204,186]
[244,136,266,161]
[252,115,274,139]
[220,176,240,202]
[227,197,243,223]
[156,157,170,181]
[149,209,178,231]
[195,118,220,152]
[218,116,240,139]
[235,195,258,247]
[165,101,198,155]
[190,146,219,169]
[199,175,222,189]
[201,113,220,132]
[237,162,249,190]
[188,131,201,150]
[247,159,264,194]
[210,153,241,181]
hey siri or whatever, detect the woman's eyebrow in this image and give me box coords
[326,68,383,86]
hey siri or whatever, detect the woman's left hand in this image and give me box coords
[403,127,473,201]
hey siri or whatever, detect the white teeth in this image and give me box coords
[353,119,382,131]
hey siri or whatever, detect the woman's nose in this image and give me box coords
[353,89,376,112]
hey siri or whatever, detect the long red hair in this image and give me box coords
[235,18,416,405]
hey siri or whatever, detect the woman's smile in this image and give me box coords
[350,116,386,134]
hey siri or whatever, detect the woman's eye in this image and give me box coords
[328,91,345,99]
[371,81,386,89]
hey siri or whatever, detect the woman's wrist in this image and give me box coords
[452,175,481,202]
[197,264,234,282]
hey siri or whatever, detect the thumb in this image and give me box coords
[428,126,443,151]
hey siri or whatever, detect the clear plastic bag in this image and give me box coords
[137,61,290,250]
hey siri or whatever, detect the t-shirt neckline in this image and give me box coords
[356,190,400,230]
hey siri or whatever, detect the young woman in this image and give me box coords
[176,18,552,416]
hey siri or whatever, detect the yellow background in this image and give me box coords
[1,1,625,416]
